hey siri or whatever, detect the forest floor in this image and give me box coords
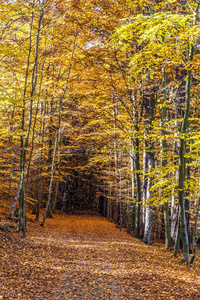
[0,210,200,300]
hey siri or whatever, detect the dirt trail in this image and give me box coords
[1,214,200,299]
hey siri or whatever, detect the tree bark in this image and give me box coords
[190,178,200,264]
[143,93,155,244]
[162,67,172,248]
[18,0,45,236]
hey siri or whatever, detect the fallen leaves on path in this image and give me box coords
[0,212,200,299]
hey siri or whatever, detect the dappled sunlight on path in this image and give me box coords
[1,214,200,299]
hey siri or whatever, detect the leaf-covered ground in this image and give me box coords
[0,211,200,299]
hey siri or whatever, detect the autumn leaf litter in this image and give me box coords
[0,213,200,299]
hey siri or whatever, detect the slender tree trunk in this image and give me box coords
[130,141,135,233]
[171,200,179,245]
[107,158,112,220]
[177,1,199,265]
[8,2,34,222]
[143,151,154,244]
[191,179,200,264]
[162,67,172,247]
[36,101,45,222]
[113,106,119,224]
[135,135,141,238]
[9,180,20,220]
[178,38,197,262]
[119,155,123,231]
[143,93,156,244]
[171,119,179,245]
[126,176,132,234]
[18,0,45,236]
[142,142,148,239]
[173,215,181,257]
[178,64,192,263]
[23,56,45,234]
[52,158,60,213]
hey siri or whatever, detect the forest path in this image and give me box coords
[1,213,200,299]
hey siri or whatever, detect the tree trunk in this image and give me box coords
[190,178,200,264]
[162,67,172,247]
[135,136,141,238]
[9,180,20,220]
[18,0,45,236]
[143,93,155,244]
[143,151,154,244]
[176,1,199,265]
[142,143,148,239]
[171,201,179,245]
